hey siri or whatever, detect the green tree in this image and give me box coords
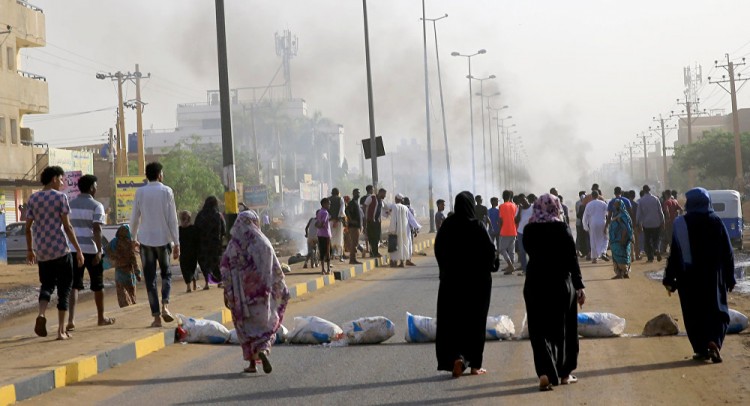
[161,146,224,213]
[672,130,750,189]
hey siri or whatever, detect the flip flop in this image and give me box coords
[161,310,174,323]
[561,375,578,384]
[470,368,488,375]
[98,317,116,326]
[150,320,163,328]
[452,358,465,378]
[243,365,258,373]
[539,375,553,391]
[66,323,76,332]
[708,342,723,363]
[258,351,273,374]
[35,316,47,337]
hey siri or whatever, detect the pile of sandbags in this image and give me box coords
[288,316,345,344]
[175,314,231,344]
[486,315,515,340]
[728,309,749,334]
[577,312,626,337]
[404,312,437,343]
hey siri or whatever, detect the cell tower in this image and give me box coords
[683,63,702,103]
[275,30,298,100]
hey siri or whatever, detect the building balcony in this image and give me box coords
[16,70,49,114]
[14,1,46,48]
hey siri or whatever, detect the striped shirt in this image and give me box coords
[69,193,105,254]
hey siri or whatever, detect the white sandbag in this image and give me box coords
[577,312,626,337]
[288,316,344,344]
[176,314,231,344]
[486,315,515,340]
[227,324,288,345]
[520,313,529,339]
[342,316,395,344]
[404,312,437,343]
[728,309,749,334]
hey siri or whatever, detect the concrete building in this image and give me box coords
[0,1,93,227]
[674,108,750,147]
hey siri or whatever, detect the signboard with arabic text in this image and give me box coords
[63,171,82,200]
[115,176,148,224]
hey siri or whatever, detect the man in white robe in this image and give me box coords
[328,188,346,261]
[383,194,421,267]
[402,197,422,266]
[583,190,609,264]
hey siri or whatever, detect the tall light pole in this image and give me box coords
[489,106,509,187]
[421,13,453,211]
[470,75,495,196]
[420,0,436,233]
[483,99,502,191]
[495,116,512,187]
[452,48,487,193]
[362,0,379,188]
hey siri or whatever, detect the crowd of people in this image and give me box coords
[21,162,737,383]
[433,184,736,391]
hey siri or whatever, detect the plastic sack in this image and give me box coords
[227,324,288,345]
[404,312,437,343]
[288,316,344,344]
[577,312,626,337]
[520,313,529,339]
[728,309,749,334]
[176,314,231,344]
[342,316,395,344]
[486,315,515,340]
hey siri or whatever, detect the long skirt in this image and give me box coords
[523,276,578,386]
[115,281,137,308]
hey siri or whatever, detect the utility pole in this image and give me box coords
[108,128,116,224]
[650,115,677,189]
[116,73,126,176]
[709,54,749,191]
[420,0,436,233]
[636,133,659,182]
[628,143,636,180]
[214,0,239,221]
[134,64,150,176]
[362,0,379,188]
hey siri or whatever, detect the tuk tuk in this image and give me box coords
[708,190,743,249]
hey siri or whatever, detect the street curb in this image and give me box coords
[0,238,434,405]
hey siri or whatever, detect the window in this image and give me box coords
[713,202,725,212]
[6,222,24,236]
[10,118,17,144]
[7,47,14,71]
[0,116,5,144]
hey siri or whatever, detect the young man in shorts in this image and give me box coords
[26,166,85,340]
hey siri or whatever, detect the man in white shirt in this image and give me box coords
[130,162,180,328]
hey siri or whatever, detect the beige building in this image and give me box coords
[0,1,92,224]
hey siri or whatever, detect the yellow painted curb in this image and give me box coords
[314,277,324,290]
[325,274,336,285]
[0,384,16,406]
[221,307,233,324]
[48,365,66,388]
[134,333,165,359]
[294,282,308,296]
[64,356,97,385]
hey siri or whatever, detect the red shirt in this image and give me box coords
[499,202,517,237]
[663,198,682,224]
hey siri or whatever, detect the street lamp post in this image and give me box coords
[489,106,508,189]
[420,0,436,233]
[362,0,379,188]
[421,13,453,211]
[452,49,487,194]
[469,75,495,196]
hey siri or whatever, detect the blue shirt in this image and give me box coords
[488,207,500,235]
[607,196,632,212]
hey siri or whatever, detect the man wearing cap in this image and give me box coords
[345,188,363,264]
[636,184,665,263]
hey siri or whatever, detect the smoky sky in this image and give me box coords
[21,0,750,198]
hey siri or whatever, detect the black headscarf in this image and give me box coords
[452,191,477,220]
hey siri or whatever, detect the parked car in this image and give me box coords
[5,222,123,263]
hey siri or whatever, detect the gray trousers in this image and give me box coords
[498,235,516,266]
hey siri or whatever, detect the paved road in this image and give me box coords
[24,254,547,405]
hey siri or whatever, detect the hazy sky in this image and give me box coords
[18,0,750,194]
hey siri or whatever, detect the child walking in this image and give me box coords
[316,198,332,275]
[104,225,142,307]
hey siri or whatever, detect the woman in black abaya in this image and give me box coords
[523,193,585,391]
[435,191,498,378]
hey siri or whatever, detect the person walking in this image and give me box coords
[608,199,634,279]
[178,211,200,292]
[316,198,333,274]
[194,196,226,289]
[345,188,363,264]
[627,190,641,261]
[663,188,735,363]
[26,166,85,340]
[516,194,535,273]
[130,162,180,328]
[360,185,373,255]
[522,193,586,390]
[583,190,609,263]
[435,199,447,231]
[497,190,517,274]
[67,174,115,331]
[221,210,290,374]
[488,197,501,252]
[328,188,346,262]
[365,188,386,258]
[575,191,590,259]
[104,224,142,307]
[636,185,665,263]
[384,194,420,268]
[662,189,684,255]
[435,191,497,378]
[474,195,490,231]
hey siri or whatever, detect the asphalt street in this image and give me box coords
[24,254,546,405]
